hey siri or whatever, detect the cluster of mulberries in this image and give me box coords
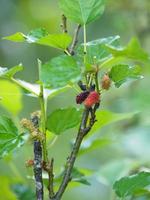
[76,81,100,107]
[76,90,100,108]
[76,73,111,108]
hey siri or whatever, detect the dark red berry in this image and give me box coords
[76,91,89,104]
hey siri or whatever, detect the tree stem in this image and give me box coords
[61,14,67,33]
[33,140,44,200]
[52,108,92,200]
[31,114,44,200]
[70,24,81,55]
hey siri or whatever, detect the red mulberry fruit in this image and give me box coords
[84,91,100,107]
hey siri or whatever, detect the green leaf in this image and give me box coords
[37,33,72,50]
[90,110,137,135]
[77,35,120,65]
[106,37,149,62]
[113,172,150,198]
[0,116,23,158]
[40,55,80,88]
[26,28,49,42]
[0,80,22,115]
[0,65,23,79]
[47,107,82,135]
[3,28,48,43]
[59,0,105,25]
[109,64,142,87]
[3,32,25,42]
[71,168,91,186]
[3,28,72,50]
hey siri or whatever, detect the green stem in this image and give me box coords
[83,24,87,67]
[95,66,100,93]
[64,49,71,56]
[83,24,87,54]
[39,84,48,162]
[37,59,48,162]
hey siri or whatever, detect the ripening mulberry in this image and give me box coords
[76,91,89,104]
[101,74,111,90]
[83,91,100,107]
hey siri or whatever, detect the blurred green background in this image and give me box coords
[0,0,150,199]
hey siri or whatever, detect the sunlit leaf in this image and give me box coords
[3,32,25,42]
[59,0,105,25]
[47,107,82,135]
[3,28,72,50]
[0,80,22,115]
[109,64,142,87]
[40,55,80,88]
[3,28,48,43]
[37,33,72,50]
[113,172,150,198]
[0,116,23,158]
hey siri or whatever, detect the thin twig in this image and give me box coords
[69,24,81,55]
[51,105,99,200]
[48,158,55,198]
[61,14,67,33]
[34,141,43,200]
[31,114,43,200]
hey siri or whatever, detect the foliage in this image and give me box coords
[0,116,23,158]
[0,0,149,200]
[113,172,150,198]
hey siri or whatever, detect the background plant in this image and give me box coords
[0,0,150,200]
